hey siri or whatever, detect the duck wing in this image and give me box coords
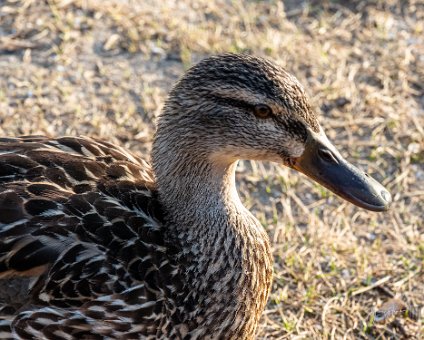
[0,137,173,331]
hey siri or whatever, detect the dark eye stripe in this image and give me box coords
[205,94,307,140]
[207,95,279,122]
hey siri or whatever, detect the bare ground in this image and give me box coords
[0,0,423,338]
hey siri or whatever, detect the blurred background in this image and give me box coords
[0,0,423,338]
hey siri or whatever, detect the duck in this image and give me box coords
[0,54,391,339]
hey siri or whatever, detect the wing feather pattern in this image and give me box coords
[0,136,177,338]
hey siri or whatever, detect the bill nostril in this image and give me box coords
[318,149,338,164]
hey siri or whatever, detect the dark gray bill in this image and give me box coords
[291,129,391,212]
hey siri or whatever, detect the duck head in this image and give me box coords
[158,54,391,212]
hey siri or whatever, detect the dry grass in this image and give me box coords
[0,0,423,338]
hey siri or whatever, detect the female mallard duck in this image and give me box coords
[0,54,390,339]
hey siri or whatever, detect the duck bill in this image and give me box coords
[291,129,391,212]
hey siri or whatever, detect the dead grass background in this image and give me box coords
[0,0,423,338]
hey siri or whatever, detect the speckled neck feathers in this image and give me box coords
[153,127,273,339]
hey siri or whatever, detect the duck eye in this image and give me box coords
[253,104,272,119]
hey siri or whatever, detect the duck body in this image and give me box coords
[0,54,390,339]
[0,135,272,339]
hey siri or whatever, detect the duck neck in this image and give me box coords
[152,136,273,338]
